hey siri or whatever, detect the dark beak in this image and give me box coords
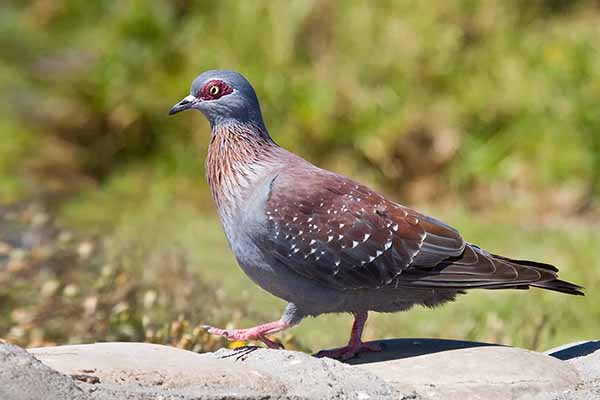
[168,95,198,116]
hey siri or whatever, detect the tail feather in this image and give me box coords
[491,252,584,296]
[400,244,584,296]
[531,279,584,296]
[490,253,559,273]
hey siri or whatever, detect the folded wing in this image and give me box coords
[261,170,582,295]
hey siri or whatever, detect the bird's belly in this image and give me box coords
[227,232,347,313]
[336,286,461,314]
[237,257,351,315]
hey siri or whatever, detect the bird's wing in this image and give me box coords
[261,171,465,290]
[261,169,581,294]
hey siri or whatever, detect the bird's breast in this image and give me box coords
[205,125,280,220]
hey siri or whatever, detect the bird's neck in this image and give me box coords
[206,122,280,219]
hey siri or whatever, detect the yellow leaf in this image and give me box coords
[229,340,248,349]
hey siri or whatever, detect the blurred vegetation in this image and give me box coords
[0,203,303,351]
[1,1,599,352]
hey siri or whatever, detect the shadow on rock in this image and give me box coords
[546,340,600,361]
[343,338,501,365]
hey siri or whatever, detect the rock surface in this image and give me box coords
[28,342,394,400]
[535,340,600,400]
[0,339,598,400]
[354,339,579,400]
[0,343,87,400]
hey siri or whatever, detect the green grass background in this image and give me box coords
[1,0,599,352]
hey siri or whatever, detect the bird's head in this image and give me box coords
[168,69,265,129]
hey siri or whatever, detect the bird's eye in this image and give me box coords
[198,80,233,100]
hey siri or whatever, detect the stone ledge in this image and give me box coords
[0,339,597,400]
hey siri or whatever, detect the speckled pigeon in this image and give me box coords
[168,69,583,360]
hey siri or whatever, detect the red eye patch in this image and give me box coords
[197,80,233,101]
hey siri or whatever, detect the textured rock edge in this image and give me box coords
[0,340,598,400]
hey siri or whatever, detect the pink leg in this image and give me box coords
[314,312,382,360]
[204,320,290,349]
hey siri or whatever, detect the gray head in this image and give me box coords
[169,69,266,129]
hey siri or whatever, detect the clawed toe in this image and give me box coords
[208,327,245,341]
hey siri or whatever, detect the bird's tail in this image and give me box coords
[488,253,584,296]
[400,244,584,296]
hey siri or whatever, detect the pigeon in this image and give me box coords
[169,69,583,360]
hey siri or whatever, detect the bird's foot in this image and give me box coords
[203,320,288,349]
[314,341,383,361]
